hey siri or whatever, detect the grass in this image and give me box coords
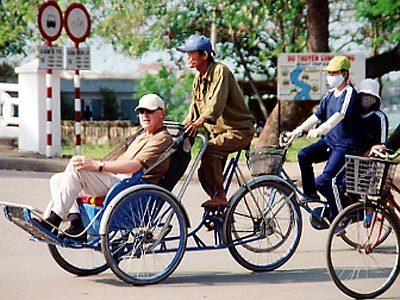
[61,137,317,162]
[62,143,118,159]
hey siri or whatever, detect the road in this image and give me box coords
[0,170,399,300]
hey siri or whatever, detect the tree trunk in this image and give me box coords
[366,43,400,78]
[257,100,317,146]
[257,0,329,146]
[306,0,329,52]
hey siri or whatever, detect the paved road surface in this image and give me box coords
[0,170,399,300]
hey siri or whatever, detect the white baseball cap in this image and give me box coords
[358,78,381,101]
[135,94,165,111]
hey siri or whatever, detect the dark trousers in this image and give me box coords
[298,139,348,218]
[198,128,253,199]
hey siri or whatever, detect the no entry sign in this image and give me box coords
[64,3,91,43]
[38,1,63,42]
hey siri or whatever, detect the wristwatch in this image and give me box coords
[98,161,105,172]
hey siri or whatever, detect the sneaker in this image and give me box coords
[334,217,351,235]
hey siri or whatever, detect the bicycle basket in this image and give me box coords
[345,155,398,199]
[248,146,285,176]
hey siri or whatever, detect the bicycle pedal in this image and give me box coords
[204,220,215,231]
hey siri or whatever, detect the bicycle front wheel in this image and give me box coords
[224,178,302,272]
[327,201,400,299]
[48,238,108,276]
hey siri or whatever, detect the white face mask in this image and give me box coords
[361,94,377,109]
[327,74,344,88]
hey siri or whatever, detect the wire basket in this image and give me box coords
[345,155,398,199]
[248,146,286,176]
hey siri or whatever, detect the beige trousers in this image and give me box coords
[45,162,126,218]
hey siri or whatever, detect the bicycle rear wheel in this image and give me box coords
[224,178,302,271]
[327,201,400,299]
[101,187,187,285]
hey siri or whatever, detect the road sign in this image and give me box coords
[278,53,365,101]
[66,47,91,70]
[38,1,63,42]
[38,46,64,70]
[64,3,91,43]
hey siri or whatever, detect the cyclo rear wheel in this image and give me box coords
[224,177,302,271]
[327,201,400,299]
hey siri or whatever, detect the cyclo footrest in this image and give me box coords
[1,202,59,243]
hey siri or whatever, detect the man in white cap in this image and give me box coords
[177,35,255,208]
[37,94,172,241]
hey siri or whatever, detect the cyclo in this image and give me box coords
[0,123,301,285]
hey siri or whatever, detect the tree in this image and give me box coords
[100,88,119,120]
[88,0,399,144]
[0,1,41,60]
[90,0,309,120]
[258,0,400,145]
[2,0,399,134]
[134,65,194,122]
[258,0,329,145]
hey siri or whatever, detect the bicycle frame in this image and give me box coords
[278,166,330,221]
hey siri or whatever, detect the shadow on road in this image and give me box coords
[93,267,332,287]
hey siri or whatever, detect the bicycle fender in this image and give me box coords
[98,184,190,235]
[242,175,297,194]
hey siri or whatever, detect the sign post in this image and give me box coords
[38,1,63,158]
[64,3,91,155]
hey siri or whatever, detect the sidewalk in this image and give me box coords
[0,144,68,173]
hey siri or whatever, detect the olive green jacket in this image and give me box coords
[184,61,255,135]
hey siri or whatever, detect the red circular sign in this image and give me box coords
[64,3,91,43]
[38,1,63,42]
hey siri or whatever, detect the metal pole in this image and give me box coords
[74,42,81,155]
[45,40,52,157]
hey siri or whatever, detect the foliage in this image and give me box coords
[354,0,400,53]
[329,0,400,55]
[89,0,308,80]
[100,88,119,120]
[134,66,194,122]
[0,0,41,60]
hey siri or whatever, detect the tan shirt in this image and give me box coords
[118,126,173,184]
[184,61,255,135]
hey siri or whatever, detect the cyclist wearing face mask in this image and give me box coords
[334,78,388,210]
[358,79,388,155]
[287,55,362,222]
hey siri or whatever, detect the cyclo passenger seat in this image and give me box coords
[76,122,193,207]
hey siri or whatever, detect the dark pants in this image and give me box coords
[298,139,349,218]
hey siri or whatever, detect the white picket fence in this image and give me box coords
[0,83,19,126]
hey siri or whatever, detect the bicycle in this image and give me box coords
[326,149,400,299]
[0,123,301,285]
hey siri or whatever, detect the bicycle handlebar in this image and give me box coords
[369,147,400,160]
[279,130,307,149]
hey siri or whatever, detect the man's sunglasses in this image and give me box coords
[137,108,159,114]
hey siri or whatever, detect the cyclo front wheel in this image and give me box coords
[101,186,188,285]
[48,242,108,276]
[224,177,302,271]
[327,201,400,299]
